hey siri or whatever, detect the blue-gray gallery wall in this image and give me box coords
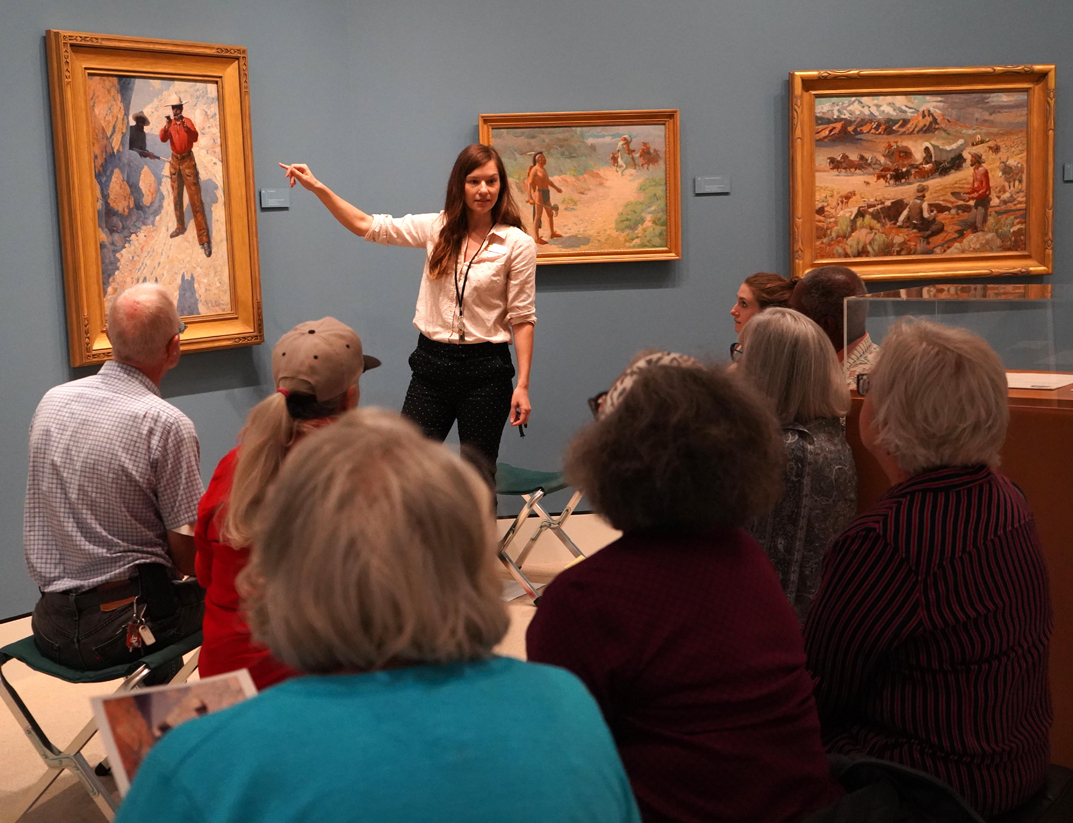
[2,0,1071,617]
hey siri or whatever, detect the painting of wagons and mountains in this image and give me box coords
[490,125,669,254]
[814,91,1028,259]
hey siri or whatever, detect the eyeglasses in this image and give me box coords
[177,321,186,336]
[856,373,871,396]
[730,342,743,362]
[587,391,608,419]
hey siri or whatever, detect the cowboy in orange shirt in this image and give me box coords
[960,151,991,234]
[159,94,211,257]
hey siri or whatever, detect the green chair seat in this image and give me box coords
[496,463,569,496]
[0,630,202,684]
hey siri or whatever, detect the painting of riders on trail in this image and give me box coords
[480,110,680,264]
[814,91,1029,261]
[790,66,1054,280]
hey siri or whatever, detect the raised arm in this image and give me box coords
[280,162,374,237]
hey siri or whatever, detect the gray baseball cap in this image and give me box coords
[272,318,380,401]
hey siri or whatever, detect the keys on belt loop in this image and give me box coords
[125,599,156,651]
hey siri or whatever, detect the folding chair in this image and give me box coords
[496,463,585,602]
[0,630,202,822]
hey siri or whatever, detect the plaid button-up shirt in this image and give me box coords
[24,361,203,592]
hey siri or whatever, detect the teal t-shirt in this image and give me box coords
[114,656,640,823]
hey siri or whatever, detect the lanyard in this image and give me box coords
[454,230,491,340]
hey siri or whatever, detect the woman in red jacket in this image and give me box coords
[195,318,378,688]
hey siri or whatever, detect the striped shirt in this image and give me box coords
[24,361,203,593]
[804,465,1052,817]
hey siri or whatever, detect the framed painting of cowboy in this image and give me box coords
[46,30,263,366]
[789,65,1054,281]
[479,109,681,265]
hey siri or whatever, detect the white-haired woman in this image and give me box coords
[118,409,640,823]
[194,318,378,690]
[737,307,857,621]
[804,319,1052,818]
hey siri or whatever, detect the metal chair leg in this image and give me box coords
[0,657,119,822]
[498,488,544,556]
[66,751,117,819]
[514,493,553,567]
[0,645,200,823]
[171,648,200,685]
[529,498,586,559]
[498,548,541,602]
[551,491,587,558]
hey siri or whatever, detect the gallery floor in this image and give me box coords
[0,513,620,822]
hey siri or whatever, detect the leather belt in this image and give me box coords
[63,580,140,609]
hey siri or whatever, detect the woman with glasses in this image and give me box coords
[804,320,1052,818]
[736,307,856,622]
[529,352,842,823]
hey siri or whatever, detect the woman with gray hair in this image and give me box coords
[117,409,641,823]
[528,352,842,823]
[737,307,857,622]
[805,319,1052,818]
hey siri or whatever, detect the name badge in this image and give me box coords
[486,243,507,257]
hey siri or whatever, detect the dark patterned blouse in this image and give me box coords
[748,417,857,623]
[804,465,1052,817]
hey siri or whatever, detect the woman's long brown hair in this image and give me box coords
[427,144,524,281]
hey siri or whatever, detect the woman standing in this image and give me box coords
[281,145,535,481]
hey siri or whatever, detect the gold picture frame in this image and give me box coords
[479,109,680,265]
[46,30,263,366]
[789,65,1054,281]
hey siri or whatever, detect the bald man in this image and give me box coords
[789,265,880,389]
[25,284,204,681]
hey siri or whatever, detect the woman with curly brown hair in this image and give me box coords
[527,352,841,823]
[281,145,536,482]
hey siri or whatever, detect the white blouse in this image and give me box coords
[364,212,537,344]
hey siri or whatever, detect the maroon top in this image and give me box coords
[526,527,841,823]
[804,465,1052,817]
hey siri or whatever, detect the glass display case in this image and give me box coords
[845,284,1073,405]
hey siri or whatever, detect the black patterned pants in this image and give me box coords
[401,334,515,487]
